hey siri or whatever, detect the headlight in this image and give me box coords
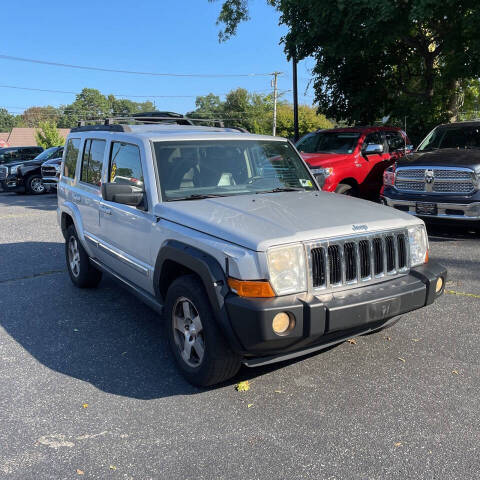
[408,224,429,267]
[267,244,307,295]
[383,164,396,186]
[310,167,333,188]
[9,164,23,175]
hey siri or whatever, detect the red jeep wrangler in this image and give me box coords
[297,126,412,199]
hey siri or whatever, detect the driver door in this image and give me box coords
[361,131,389,194]
[97,140,154,293]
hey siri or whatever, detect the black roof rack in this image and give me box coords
[71,110,250,133]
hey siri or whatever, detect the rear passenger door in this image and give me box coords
[97,141,153,293]
[75,138,106,254]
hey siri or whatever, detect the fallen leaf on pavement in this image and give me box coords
[452,370,459,375]
[412,338,420,342]
[235,380,250,392]
[109,465,117,471]
[247,404,253,408]
[274,390,282,393]
[394,442,402,447]
[347,338,357,345]
[398,357,406,363]
[385,336,391,341]
[82,403,88,409]
[76,470,84,475]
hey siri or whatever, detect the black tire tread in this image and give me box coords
[65,225,102,288]
[164,274,240,386]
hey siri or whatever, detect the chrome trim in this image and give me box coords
[84,232,150,277]
[305,229,410,294]
[395,166,478,195]
[382,197,480,220]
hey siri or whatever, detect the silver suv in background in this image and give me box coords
[57,121,446,386]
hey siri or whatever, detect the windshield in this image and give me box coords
[418,125,480,151]
[34,147,61,161]
[153,140,317,201]
[305,132,360,154]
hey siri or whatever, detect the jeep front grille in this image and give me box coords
[0,166,7,181]
[309,230,409,291]
[395,167,477,194]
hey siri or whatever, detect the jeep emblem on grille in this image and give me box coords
[352,224,368,231]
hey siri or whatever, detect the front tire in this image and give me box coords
[65,225,102,288]
[164,275,241,387]
[26,175,46,195]
[335,183,355,196]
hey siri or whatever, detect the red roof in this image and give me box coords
[0,128,70,147]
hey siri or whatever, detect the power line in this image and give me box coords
[0,54,276,78]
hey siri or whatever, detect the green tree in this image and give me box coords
[210,0,480,143]
[21,106,59,127]
[0,108,16,132]
[276,104,332,139]
[35,121,65,149]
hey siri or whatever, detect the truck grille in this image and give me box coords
[41,166,57,177]
[309,230,409,291]
[395,167,477,194]
[0,166,7,181]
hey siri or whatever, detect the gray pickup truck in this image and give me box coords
[57,123,446,386]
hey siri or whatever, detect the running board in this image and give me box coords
[89,257,164,315]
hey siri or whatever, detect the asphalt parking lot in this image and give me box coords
[0,191,479,480]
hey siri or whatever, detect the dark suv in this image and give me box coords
[382,121,480,224]
[0,146,44,190]
[1,146,63,195]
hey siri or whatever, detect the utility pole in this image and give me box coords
[292,58,299,142]
[271,71,282,136]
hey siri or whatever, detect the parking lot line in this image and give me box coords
[445,289,480,299]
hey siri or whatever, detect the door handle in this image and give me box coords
[100,205,112,215]
[73,193,81,202]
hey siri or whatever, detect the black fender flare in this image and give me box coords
[153,240,244,354]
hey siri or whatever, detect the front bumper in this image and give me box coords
[382,187,480,221]
[225,261,446,365]
[4,175,24,192]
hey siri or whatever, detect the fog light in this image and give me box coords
[436,277,444,293]
[272,312,295,335]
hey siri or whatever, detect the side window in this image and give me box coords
[63,138,80,179]
[363,132,383,150]
[109,142,144,189]
[385,131,405,152]
[297,133,319,153]
[80,139,106,187]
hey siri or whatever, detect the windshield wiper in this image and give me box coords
[255,187,306,194]
[168,193,230,202]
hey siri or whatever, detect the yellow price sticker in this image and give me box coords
[110,163,117,182]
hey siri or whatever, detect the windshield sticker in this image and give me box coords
[300,179,312,187]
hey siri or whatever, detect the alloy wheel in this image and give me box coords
[68,236,80,277]
[31,177,45,193]
[172,297,205,368]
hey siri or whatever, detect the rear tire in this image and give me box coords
[335,183,355,196]
[26,175,46,195]
[65,225,102,288]
[164,275,241,387]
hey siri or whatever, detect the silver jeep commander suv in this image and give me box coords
[57,120,447,386]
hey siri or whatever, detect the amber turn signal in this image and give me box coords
[228,278,275,298]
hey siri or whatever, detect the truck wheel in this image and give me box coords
[26,175,46,195]
[164,275,241,387]
[65,225,102,288]
[335,183,355,196]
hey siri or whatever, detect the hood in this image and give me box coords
[157,191,421,251]
[42,157,62,166]
[301,152,353,167]
[3,158,42,168]
[399,149,480,171]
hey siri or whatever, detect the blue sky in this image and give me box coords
[0,0,315,116]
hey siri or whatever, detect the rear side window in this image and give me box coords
[63,138,81,179]
[81,139,106,187]
[363,132,383,149]
[385,131,405,152]
[109,142,144,188]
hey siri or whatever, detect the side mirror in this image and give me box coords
[101,183,147,210]
[363,143,384,155]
